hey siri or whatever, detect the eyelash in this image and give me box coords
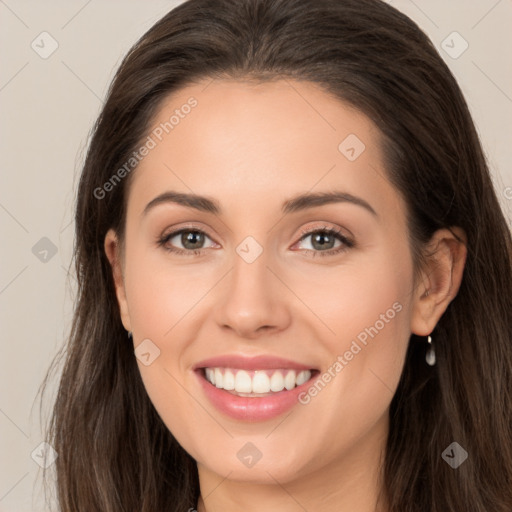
[156,225,354,258]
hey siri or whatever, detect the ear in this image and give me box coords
[104,228,132,333]
[410,227,467,336]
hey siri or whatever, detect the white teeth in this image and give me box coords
[214,368,223,388]
[234,370,252,393]
[270,371,285,392]
[252,372,270,393]
[284,370,296,390]
[296,370,310,386]
[223,369,235,390]
[203,368,312,394]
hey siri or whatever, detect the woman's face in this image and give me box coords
[106,78,420,485]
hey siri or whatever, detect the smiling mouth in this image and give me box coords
[199,367,319,397]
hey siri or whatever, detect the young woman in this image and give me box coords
[40,0,512,510]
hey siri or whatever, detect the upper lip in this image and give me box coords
[193,354,317,371]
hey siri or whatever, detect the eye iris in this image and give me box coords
[311,232,335,250]
[182,231,204,250]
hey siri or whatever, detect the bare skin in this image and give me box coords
[104,78,467,512]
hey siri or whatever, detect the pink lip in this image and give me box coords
[193,354,315,371]
[193,354,319,422]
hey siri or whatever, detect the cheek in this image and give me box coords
[295,245,413,405]
[286,253,412,464]
[123,246,221,449]
[124,242,213,339]
[294,248,412,352]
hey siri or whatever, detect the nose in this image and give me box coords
[213,248,292,339]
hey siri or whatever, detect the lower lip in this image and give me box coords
[195,370,318,421]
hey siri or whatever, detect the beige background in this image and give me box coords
[1,1,511,510]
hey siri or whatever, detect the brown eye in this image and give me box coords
[177,230,206,250]
[295,226,354,257]
[157,228,217,256]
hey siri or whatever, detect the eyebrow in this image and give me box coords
[142,190,377,217]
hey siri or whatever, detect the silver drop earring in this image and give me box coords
[127,331,133,340]
[425,334,436,366]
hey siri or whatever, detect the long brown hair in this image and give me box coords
[38,0,512,510]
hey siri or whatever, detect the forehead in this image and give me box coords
[127,78,401,221]
[140,77,379,165]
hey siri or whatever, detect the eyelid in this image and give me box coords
[295,223,353,243]
[160,221,215,237]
